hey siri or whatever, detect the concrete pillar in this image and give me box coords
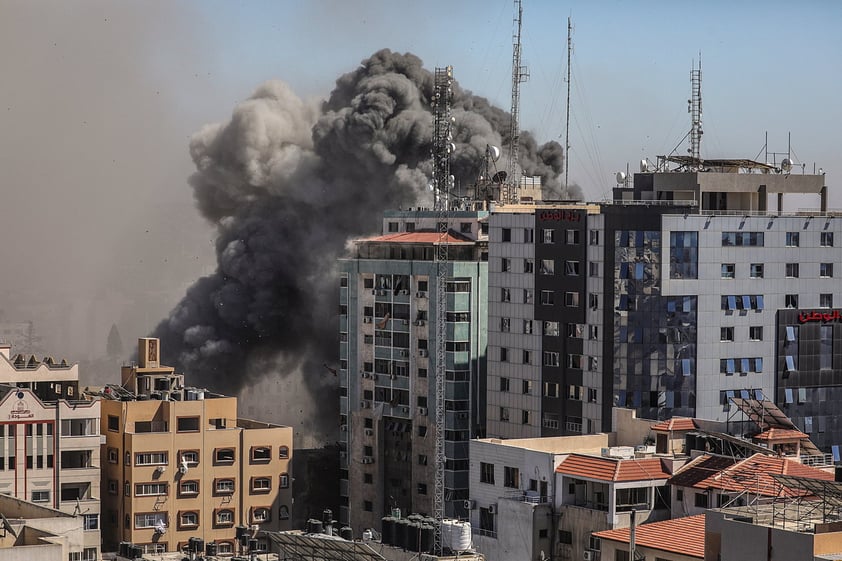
[821,186,827,213]
[777,193,784,215]
[758,185,767,213]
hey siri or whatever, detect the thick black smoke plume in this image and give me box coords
[152,49,581,441]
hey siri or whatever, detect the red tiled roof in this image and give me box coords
[555,454,671,482]
[753,428,810,441]
[594,514,705,559]
[651,417,698,432]
[669,452,834,498]
[362,230,474,244]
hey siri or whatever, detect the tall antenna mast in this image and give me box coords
[688,54,703,167]
[564,16,572,192]
[507,0,529,203]
[431,65,453,555]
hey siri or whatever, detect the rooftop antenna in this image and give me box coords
[688,53,703,168]
[507,0,529,203]
[431,65,454,556]
[564,16,573,192]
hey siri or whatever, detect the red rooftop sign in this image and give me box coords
[798,310,842,323]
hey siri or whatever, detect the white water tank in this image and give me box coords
[441,519,472,552]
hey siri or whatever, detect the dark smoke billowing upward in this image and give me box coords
[152,49,581,441]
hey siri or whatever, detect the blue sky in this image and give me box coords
[189,0,842,202]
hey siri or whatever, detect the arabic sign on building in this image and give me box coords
[798,310,842,324]
[9,398,33,419]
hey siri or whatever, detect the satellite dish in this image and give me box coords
[492,171,508,183]
[427,182,435,192]
[640,159,649,173]
[781,158,793,173]
[487,145,502,162]
[616,171,627,183]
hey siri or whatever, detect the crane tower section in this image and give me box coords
[507,0,529,203]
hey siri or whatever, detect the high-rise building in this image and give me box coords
[338,210,489,529]
[486,157,837,446]
[0,343,101,561]
[99,338,293,554]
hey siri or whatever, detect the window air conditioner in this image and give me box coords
[464,500,476,510]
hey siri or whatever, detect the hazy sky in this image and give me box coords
[1,0,839,358]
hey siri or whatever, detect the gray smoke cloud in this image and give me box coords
[153,49,579,442]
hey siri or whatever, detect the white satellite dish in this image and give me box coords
[781,158,793,173]
[616,171,627,183]
[639,159,650,173]
[487,145,502,162]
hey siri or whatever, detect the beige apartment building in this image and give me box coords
[100,338,293,555]
[0,343,101,561]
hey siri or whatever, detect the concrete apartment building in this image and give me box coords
[338,210,489,529]
[0,344,101,561]
[485,157,837,448]
[99,338,293,554]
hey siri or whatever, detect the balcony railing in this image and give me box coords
[800,453,835,468]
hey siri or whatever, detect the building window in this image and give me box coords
[821,325,833,370]
[32,490,49,503]
[524,259,534,273]
[523,320,533,334]
[566,229,580,244]
[135,452,167,466]
[107,447,118,463]
[107,415,119,431]
[501,288,511,302]
[252,507,271,523]
[501,258,511,272]
[821,263,834,278]
[214,448,234,464]
[523,228,534,243]
[180,450,199,466]
[280,473,290,489]
[178,512,199,529]
[500,317,510,332]
[785,263,800,278]
[215,510,234,526]
[544,321,559,336]
[501,228,511,242]
[252,478,271,493]
[83,514,98,531]
[417,455,428,466]
[543,229,555,244]
[564,292,579,307]
[720,327,734,342]
[522,350,531,364]
[749,326,763,341]
[540,259,554,275]
[279,446,289,459]
[721,264,735,279]
[589,293,599,310]
[387,222,399,232]
[417,483,428,495]
[135,512,167,529]
[417,426,427,437]
[364,473,373,484]
[567,354,583,369]
[589,230,599,245]
[500,348,508,362]
[499,407,510,422]
[785,232,800,247]
[750,263,764,279]
[214,479,235,495]
[176,417,200,432]
[544,383,559,398]
[251,446,271,462]
[694,493,709,508]
[821,232,834,247]
[821,294,834,308]
[522,380,532,394]
[543,352,560,367]
[540,291,554,305]
[589,262,599,277]
[136,483,167,496]
[503,466,520,488]
[522,410,530,424]
[785,294,799,308]
[179,481,199,496]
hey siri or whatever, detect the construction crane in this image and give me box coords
[506,0,529,203]
[431,65,453,555]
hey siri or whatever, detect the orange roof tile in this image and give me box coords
[753,428,809,441]
[594,514,705,559]
[363,230,474,244]
[556,454,671,482]
[669,452,834,498]
[651,417,698,432]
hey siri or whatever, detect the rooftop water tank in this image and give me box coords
[442,519,472,552]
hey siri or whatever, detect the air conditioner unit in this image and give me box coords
[463,500,476,510]
[583,551,594,561]
[418,407,427,416]
[419,349,428,357]
[365,429,374,436]
[401,406,410,414]
[399,350,408,357]
[416,291,427,298]
[360,400,370,409]
[179,461,189,475]
[414,320,426,326]
[340,424,348,432]
[402,319,409,325]
[371,290,377,295]
[362,457,374,464]
[400,290,409,295]
[251,524,259,532]
[363,317,372,324]
[487,504,496,514]
[155,465,166,474]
